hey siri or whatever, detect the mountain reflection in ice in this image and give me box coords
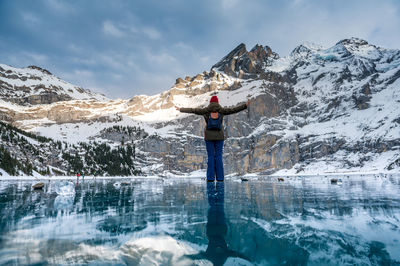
[0,175,399,265]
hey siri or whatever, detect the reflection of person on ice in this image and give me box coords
[176,95,249,182]
[185,182,249,265]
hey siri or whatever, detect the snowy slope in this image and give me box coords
[1,37,400,175]
[0,64,108,103]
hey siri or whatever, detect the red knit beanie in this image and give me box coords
[210,96,219,103]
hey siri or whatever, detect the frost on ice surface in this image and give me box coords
[120,236,200,265]
[1,177,400,265]
[54,181,75,196]
[54,194,75,210]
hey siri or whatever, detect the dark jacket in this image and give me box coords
[180,102,247,140]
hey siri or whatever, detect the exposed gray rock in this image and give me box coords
[27,65,52,75]
[2,38,400,176]
[0,64,106,106]
[5,92,73,105]
[212,43,279,78]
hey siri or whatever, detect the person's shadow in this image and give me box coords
[187,182,249,265]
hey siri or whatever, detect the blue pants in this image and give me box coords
[205,140,224,181]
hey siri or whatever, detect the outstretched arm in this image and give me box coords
[175,106,208,115]
[220,100,250,115]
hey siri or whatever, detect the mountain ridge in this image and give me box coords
[1,37,400,176]
[0,63,107,106]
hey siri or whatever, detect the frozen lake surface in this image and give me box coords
[0,175,399,265]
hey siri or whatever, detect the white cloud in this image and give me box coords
[142,26,162,40]
[129,26,139,34]
[61,69,93,84]
[23,52,49,66]
[133,70,178,94]
[67,43,83,53]
[144,50,177,64]
[291,0,304,7]
[97,54,127,70]
[70,57,96,66]
[111,73,123,80]
[73,69,94,78]
[29,53,48,64]
[44,0,74,14]
[173,42,193,51]
[20,11,40,24]
[102,21,162,41]
[214,0,400,56]
[173,42,212,66]
[102,20,125,38]
[221,0,239,9]
[200,56,211,64]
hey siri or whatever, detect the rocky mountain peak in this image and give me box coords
[332,38,370,56]
[249,44,279,62]
[2,38,400,176]
[290,42,323,59]
[211,43,247,71]
[27,65,52,75]
[332,37,383,60]
[335,37,369,47]
[225,43,248,57]
[211,43,279,78]
[290,45,312,59]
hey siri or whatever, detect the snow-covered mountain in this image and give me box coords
[1,37,400,176]
[0,64,107,105]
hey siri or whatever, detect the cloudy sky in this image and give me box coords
[1,0,399,99]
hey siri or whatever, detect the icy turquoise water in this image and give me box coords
[0,175,399,265]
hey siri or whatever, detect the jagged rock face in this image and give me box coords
[6,92,73,105]
[133,38,400,175]
[134,78,300,175]
[212,43,279,78]
[136,90,300,175]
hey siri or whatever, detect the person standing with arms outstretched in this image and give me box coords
[175,96,249,182]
